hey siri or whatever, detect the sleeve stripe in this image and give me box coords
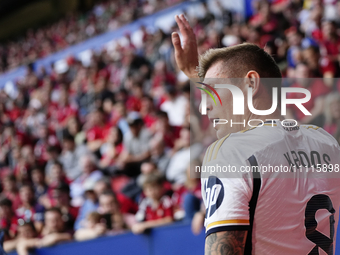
[206,225,250,237]
[207,140,218,162]
[212,134,230,160]
[207,219,250,230]
[304,125,320,130]
[203,144,212,166]
[202,145,211,165]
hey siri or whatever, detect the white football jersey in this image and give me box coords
[201,121,340,255]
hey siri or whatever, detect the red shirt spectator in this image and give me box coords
[319,57,336,76]
[125,96,142,112]
[0,198,19,238]
[2,192,21,212]
[86,126,106,142]
[136,196,173,221]
[321,40,340,57]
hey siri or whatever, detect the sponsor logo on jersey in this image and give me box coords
[204,176,224,218]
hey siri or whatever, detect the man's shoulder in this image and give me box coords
[203,125,281,165]
[299,124,339,147]
[206,123,339,166]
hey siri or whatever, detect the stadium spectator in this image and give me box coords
[160,86,188,127]
[63,117,85,146]
[320,20,340,62]
[152,110,181,149]
[149,136,171,174]
[15,208,72,255]
[99,126,124,170]
[132,174,173,234]
[45,161,70,192]
[34,125,59,165]
[286,63,331,125]
[0,0,183,74]
[97,192,126,232]
[324,92,340,136]
[74,178,111,230]
[3,222,37,253]
[75,191,125,240]
[16,185,45,233]
[191,203,205,236]
[0,198,18,239]
[120,112,152,177]
[110,100,130,135]
[165,127,193,185]
[85,109,108,153]
[44,147,61,177]
[74,212,106,241]
[59,134,88,181]
[31,167,48,201]
[48,184,79,232]
[2,175,21,211]
[173,163,201,222]
[139,96,158,130]
[302,45,335,78]
[121,161,169,202]
[70,154,103,207]
[136,162,162,192]
[14,146,35,184]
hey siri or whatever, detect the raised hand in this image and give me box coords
[172,14,199,79]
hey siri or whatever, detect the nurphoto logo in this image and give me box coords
[197,82,312,128]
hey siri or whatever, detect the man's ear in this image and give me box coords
[245,71,261,97]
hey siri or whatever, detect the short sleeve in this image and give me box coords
[201,137,253,237]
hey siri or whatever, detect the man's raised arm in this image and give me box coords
[172,14,199,79]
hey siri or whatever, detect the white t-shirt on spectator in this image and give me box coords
[160,95,187,126]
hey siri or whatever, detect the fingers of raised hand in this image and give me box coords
[179,14,194,34]
[175,14,195,41]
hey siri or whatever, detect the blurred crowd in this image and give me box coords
[0,0,183,74]
[1,0,340,254]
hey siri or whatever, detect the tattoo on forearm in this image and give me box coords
[205,231,247,255]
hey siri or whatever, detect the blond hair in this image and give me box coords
[198,43,282,79]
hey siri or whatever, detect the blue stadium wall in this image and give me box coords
[7,221,340,255]
[8,223,206,255]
